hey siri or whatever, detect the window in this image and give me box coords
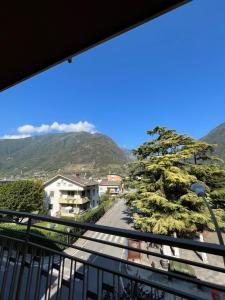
[68,191,75,197]
[48,204,53,210]
[49,191,54,198]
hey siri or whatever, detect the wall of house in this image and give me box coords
[99,184,120,196]
[99,185,109,196]
[44,178,84,217]
[44,178,99,216]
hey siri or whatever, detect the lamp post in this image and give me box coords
[191,183,225,266]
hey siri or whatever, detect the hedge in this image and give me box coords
[0,180,44,213]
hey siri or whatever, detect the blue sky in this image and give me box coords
[0,0,225,149]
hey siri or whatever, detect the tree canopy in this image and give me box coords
[0,180,44,213]
[126,126,225,235]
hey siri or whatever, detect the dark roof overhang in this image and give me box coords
[0,1,190,92]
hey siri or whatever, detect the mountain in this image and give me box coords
[202,122,225,163]
[121,147,135,160]
[0,132,128,178]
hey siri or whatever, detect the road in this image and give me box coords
[65,198,131,261]
[48,198,132,299]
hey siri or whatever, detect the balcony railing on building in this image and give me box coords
[59,196,90,217]
[0,209,225,300]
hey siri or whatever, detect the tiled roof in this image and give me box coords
[65,175,98,187]
[99,179,121,186]
[44,174,98,187]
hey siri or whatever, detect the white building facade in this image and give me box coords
[44,175,99,217]
[98,179,122,196]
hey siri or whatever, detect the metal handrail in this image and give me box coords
[0,209,225,299]
[26,231,225,293]
[28,222,225,275]
[1,209,225,256]
[27,241,205,300]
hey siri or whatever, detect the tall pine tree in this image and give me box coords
[126,126,225,235]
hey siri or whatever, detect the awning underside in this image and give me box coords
[0,1,190,92]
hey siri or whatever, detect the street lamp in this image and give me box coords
[191,183,225,265]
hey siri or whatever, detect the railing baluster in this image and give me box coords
[0,244,5,289]
[113,274,116,300]
[44,254,52,300]
[0,240,13,299]
[117,274,120,300]
[47,255,54,300]
[24,246,34,300]
[71,260,76,300]
[85,265,89,299]
[34,248,43,300]
[8,244,20,300]
[59,256,65,300]
[55,255,62,300]
[82,263,86,300]
[15,216,32,300]
[68,258,73,300]
[36,248,44,300]
[97,268,100,300]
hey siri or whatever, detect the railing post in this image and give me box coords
[15,217,32,300]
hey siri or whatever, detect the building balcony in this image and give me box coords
[0,209,225,299]
[59,196,90,205]
[60,211,78,217]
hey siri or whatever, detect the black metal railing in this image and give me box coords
[0,210,225,300]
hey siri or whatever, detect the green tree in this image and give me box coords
[0,180,44,213]
[126,126,225,235]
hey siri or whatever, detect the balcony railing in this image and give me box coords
[0,209,225,299]
[59,196,90,205]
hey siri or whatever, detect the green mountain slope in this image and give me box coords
[202,122,225,163]
[0,132,128,177]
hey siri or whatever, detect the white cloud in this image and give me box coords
[50,121,96,133]
[18,124,49,134]
[0,134,31,140]
[1,121,96,139]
